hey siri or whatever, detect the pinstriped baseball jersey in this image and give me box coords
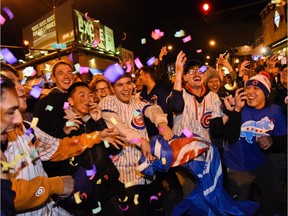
[99,95,168,186]
[5,125,70,216]
[172,89,223,141]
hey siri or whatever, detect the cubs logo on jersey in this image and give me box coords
[131,109,146,130]
[201,112,212,129]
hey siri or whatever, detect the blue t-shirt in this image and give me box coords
[224,104,287,171]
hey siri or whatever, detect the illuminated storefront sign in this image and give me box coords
[74,10,115,53]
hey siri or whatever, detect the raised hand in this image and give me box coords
[175,51,187,75]
[89,103,102,121]
[234,87,247,112]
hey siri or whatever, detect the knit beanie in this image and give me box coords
[205,67,221,83]
[246,74,271,98]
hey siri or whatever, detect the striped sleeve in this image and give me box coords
[34,127,102,161]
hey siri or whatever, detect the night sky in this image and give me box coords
[1,0,269,65]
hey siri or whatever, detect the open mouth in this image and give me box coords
[193,77,201,81]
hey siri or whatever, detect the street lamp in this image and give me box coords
[209,40,216,46]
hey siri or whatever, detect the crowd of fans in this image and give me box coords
[0,47,287,216]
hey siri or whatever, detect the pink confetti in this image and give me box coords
[130,138,142,144]
[151,30,163,40]
[0,14,6,25]
[92,39,100,47]
[79,66,89,74]
[63,102,69,110]
[158,127,164,132]
[29,86,42,99]
[134,57,143,69]
[84,12,94,22]
[103,63,124,83]
[182,128,193,138]
[68,53,73,62]
[182,35,192,43]
[150,195,159,203]
[0,48,18,64]
[146,56,155,66]
[118,205,129,211]
[196,49,203,53]
[2,7,14,20]
[154,29,164,36]
[125,61,132,72]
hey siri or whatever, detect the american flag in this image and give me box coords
[138,134,259,216]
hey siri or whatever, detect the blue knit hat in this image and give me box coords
[246,74,271,98]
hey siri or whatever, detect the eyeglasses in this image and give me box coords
[187,65,208,75]
[95,87,109,93]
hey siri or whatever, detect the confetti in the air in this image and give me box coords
[74,192,82,204]
[182,128,193,138]
[74,63,80,72]
[103,140,110,148]
[68,53,73,62]
[110,117,118,125]
[141,38,146,44]
[84,12,94,22]
[146,56,156,66]
[103,63,124,83]
[0,14,6,25]
[25,127,33,136]
[151,29,164,40]
[121,32,127,41]
[134,194,139,205]
[30,86,42,99]
[196,49,203,53]
[86,164,96,177]
[23,66,37,77]
[65,121,75,127]
[130,138,142,144]
[125,61,132,72]
[79,66,89,74]
[2,7,14,20]
[21,77,27,85]
[63,102,69,110]
[174,30,185,37]
[92,39,100,47]
[45,105,53,111]
[150,195,159,203]
[0,48,18,64]
[30,117,39,128]
[182,35,192,43]
[90,68,102,76]
[134,57,143,69]
[92,202,101,214]
[161,157,166,165]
